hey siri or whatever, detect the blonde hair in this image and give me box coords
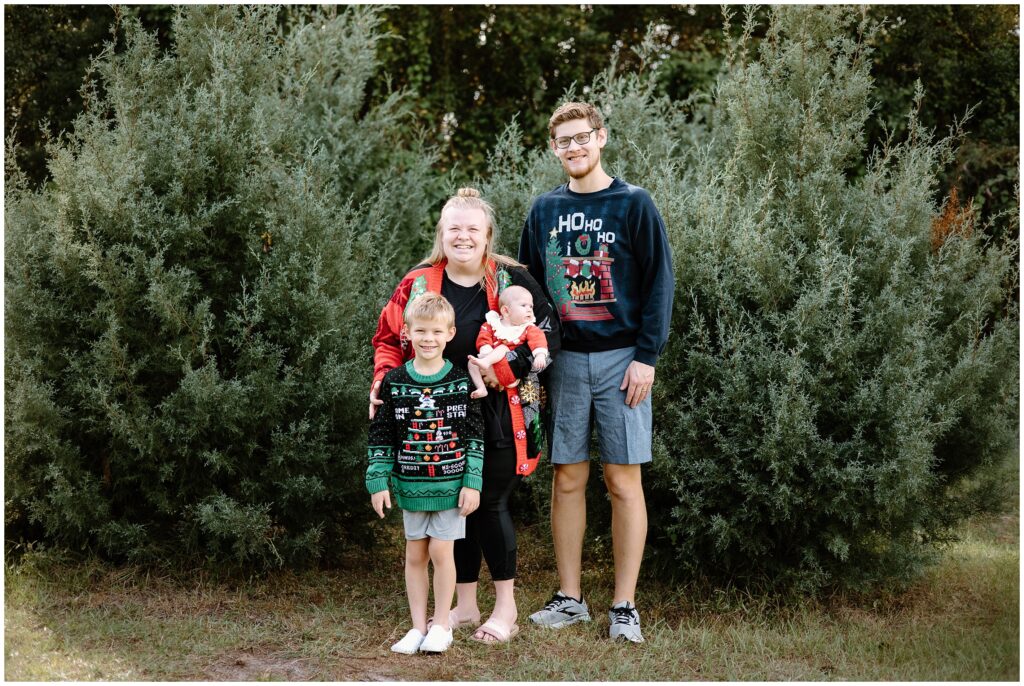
[404,292,455,328]
[498,284,532,309]
[548,101,605,138]
[425,187,521,281]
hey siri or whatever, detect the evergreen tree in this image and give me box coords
[484,6,1018,591]
[5,6,440,568]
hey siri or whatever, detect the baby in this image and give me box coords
[467,285,549,399]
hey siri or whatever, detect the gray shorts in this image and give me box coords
[402,507,466,541]
[549,346,653,465]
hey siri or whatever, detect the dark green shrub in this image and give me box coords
[5,6,441,568]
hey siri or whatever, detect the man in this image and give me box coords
[518,102,674,643]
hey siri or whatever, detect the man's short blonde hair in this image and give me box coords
[548,101,605,138]
[404,292,455,328]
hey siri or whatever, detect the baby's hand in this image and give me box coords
[531,352,549,372]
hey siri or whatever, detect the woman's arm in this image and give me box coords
[369,273,417,417]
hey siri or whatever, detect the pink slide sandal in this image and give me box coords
[470,619,521,643]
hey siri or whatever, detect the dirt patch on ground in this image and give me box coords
[200,648,406,682]
[323,654,406,682]
[201,649,316,681]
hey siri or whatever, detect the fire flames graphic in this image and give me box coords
[570,280,597,301]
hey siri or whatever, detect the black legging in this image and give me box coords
[454,446,521,582]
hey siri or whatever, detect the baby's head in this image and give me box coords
[499,285,535,326]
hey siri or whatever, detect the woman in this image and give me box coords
[369,188,560,643]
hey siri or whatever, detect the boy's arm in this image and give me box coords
[365,376,396,496]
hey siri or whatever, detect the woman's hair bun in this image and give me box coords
[456,187,481,199]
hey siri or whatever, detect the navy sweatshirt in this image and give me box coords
[518,178,674,366]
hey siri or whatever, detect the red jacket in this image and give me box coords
[372,259,550,477]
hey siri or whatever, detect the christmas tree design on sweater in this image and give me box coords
[366,360,483,512]
[403,390,459,467]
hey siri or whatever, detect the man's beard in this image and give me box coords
[563,153,599,179]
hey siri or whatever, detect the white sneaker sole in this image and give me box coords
[530,612,592,628]
[610,631,645,643]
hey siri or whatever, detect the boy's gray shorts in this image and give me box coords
[549,346,653,465]
[402,507,465,541]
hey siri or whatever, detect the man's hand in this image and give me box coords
[458,487,480,517]
[370,489,391,518]
[369,379,384,419]
[620,360,655,408]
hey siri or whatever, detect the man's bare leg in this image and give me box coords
[551,461,590,599]
[602,463,647,605]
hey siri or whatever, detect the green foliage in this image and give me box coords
[4,4,115,185]
[370,4,723,176]
[866,5,1019,226]
[5,5,439,568]
[3,5,176,186]
[8,5,1017,233]
[486,6,1018,592]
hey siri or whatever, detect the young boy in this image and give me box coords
[467,285,550,398]
[366,292,483,654]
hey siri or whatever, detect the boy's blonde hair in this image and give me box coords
[548,101,605,138]
[404,292,455,328]
[498,284,533,309]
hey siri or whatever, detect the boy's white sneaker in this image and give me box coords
[418,624,454,653]
[391,628,426,654]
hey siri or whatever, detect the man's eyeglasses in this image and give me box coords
[552,128,598,149]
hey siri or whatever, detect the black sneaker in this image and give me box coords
[528,591,591,628]
[608,601,644,643]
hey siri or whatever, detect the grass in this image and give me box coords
[4,508,1019,681]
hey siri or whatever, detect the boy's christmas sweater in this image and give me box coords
[366,360,484,511]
